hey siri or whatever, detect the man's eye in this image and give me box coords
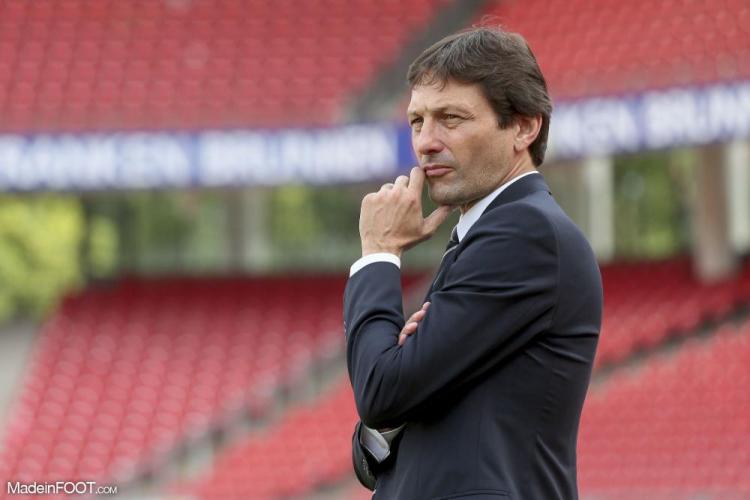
[410,118,423,127]
[445,114,461,120]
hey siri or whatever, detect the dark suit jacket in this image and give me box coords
[344,174,603,500]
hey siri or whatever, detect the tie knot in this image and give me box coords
[445,226,459,252]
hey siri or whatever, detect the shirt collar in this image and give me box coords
[456,171,540,242]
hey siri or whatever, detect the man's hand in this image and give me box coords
[399,301,430,346]
[359,167,453,257]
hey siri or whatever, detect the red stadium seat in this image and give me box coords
[0,276,338,486]
[477,0,750,100]
[596,258,750,366]
[578,325,750,497]
[0,274,424,491]
[177,379,360,499]
[0,0,450,132]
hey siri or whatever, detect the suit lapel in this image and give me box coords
[482,173,552,214]
[425,174,552,300]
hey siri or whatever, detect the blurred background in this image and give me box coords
[0,0,749,498]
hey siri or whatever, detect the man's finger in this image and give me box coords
[394,175,409,189]
[404,302,430,329]
[406,309,424,324]
[423,205,454,236]
[401,322,418,335]
[399,323,418,345]
[410,310,424,323]
[399,300,432,346]
[408,166,425,195]
[398,332,414,346]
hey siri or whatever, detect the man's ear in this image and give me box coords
[513,114,542,153]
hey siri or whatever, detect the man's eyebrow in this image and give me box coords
[408,105,470,116]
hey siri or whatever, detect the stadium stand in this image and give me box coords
[478,0,750,99]
[0,275,359,488]
[578,321,750,497]
[5,0,748,130]
[597,258,750,365]
[0,0,449,132]
[0,273,424,494]
[180,379,358,499]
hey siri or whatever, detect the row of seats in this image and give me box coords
[6,0,747,133]
[181,318,750,499]
[0,273,423,492]
[0,275,431,490]
[578,321,750,496]
[479,0,750,99]
[0,0,449,131]
[176,379,358,499]
[597,258,750,365]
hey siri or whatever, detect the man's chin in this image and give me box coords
[427,186,461,207]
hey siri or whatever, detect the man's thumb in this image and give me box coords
[423,205,454,236]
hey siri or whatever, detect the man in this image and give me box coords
[345,27,602,500]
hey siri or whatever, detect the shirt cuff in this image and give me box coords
[359,424,406,463]
[349,253,401,277]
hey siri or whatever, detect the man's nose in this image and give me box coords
[414,122,445,157]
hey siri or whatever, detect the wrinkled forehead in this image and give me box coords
[407,79,487,116]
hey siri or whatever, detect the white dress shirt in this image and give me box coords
[351,171,540,461]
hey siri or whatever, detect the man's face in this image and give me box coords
[407,79,516,211]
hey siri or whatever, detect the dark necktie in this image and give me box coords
[443,226,460,257]
[426,226,459,298]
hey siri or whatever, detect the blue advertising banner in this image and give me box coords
[0,81,748,191]
[0,125,400,192]
[548,80,750,159]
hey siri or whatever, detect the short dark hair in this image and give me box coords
[407,26,552,166]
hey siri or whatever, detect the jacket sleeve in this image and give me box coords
[345,204,558,429]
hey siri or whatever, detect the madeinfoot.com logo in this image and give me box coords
[7,481,118,496]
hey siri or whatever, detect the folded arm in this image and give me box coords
[345,205,558,429]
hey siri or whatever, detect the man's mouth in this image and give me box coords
[423,165,452,178]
